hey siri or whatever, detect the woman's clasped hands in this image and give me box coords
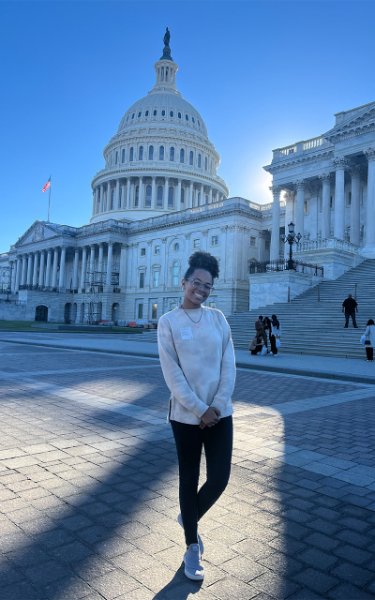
[199,406,221,429]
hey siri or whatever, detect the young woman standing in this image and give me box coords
[157,251,236,581]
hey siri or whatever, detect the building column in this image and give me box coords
[89,244,95,285]
[333,158,346,240]
[115,179,120,209]
[350,165,361,246]
[320,174,331,239]
[151,177,157,209]
[209,188,213,204]
[164,177,169,207]
[270,186,281,261]
[363,148,375,252]
[58,247,66,290]
[295,180,305,240]
[189,182,194,208]
[79,246,87,292]
[32,252,39,287]
[26,254,33,286]
[119,244,126,290]
[72,249,79,290]
[38,251,45,287]
[126,178,131,207]
[105,243,113,290]
[15,258,21,291]
[51,248,59,289]
[176,179,182,210]
[21,255,27,286]
[45,250,52,288]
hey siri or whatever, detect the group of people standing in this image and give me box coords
[249,314,281,356]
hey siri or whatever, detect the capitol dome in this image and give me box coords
[90,30,228,223]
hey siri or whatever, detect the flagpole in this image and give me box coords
[47,177,52,222]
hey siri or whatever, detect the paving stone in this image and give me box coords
[331,562,374,587]
[292,567,339,594]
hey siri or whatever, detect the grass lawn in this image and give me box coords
[0,321,145,334]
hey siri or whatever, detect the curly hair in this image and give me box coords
[183,251,219,280]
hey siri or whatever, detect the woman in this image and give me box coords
[363,319,375,361]
[249,334,263,355]
[157,251,236,581]
[270,314,280,356]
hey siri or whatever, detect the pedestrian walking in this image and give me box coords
[362,319,375,361]
[270,314,281,355]
[342,293,358,328]
[157,251,236,581]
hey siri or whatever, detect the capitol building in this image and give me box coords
[1,31,375,324]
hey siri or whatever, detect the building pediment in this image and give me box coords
[324,101,375,143]
[14,221,76,248]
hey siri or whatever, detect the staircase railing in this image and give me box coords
[249,259,324,277]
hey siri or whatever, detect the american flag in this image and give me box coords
[42,177,51,193]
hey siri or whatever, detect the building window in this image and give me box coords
[170,147,175,161]
[159,146,164,160]
[157,185,163,208]
[181,187,185,204]
[115,151,118,164]
[198,154,202,168]
[162,109,166,116]
[151,303,158,319]
[148,145,154,160]
[172,261,180,286]
[154,245,160,255]
[121,148,125,162]
[347,191,352,206]
[137,303,143,319]
[139,146,144,160]
[145,185,152,208]
[152,271,160,287]
[211,235,219,246]
[139,272,145,288]
[134,185,139,207]
[153,109,157,116]
[170,110,174,117]
[140,247,146,256]
[129,147,134,162]
[204,156,208,171]
[304,200,308,215]
[174,242,179,252]
[250,236,256,247]
[145,110,149,117]
[178,112,181,119]
[180,148,185,163]
[185,114,189,121]
[189,151,194,166]
[168,186,174,208]
[193,238,200,248]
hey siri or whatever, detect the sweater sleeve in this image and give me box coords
[210,314,236,416]
[157,316,209,419]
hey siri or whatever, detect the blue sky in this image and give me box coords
[0,0,374,254]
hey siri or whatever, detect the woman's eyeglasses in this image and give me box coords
[187,278,214,293]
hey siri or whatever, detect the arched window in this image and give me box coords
[168,186,174,209]
[189,151,194,166]
[198,154,202,168]
[157,185,163,208]
[178,112,182,119]
[159,146,164,160]
[180,148,185,163]
[129,147,134,162]
[170,110,174,117]
[145,110,149,117]
[138,146,144,160]
[170,147,175,161]
[148,145,154,160]
[145,185,152,208]
[172,261,180,287]
[204,156,208,171]
[153,109,157,116]
[161,110,166,116]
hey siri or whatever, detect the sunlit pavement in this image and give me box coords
[0,336,375,599]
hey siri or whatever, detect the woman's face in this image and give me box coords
[182,268,213,309]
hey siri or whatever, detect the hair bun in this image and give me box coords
[188,251,219,279]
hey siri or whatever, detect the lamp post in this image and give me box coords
[284,222,302,270]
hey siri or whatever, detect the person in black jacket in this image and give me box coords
[342,294,358,328]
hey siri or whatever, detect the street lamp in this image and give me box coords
[284,222,302,270]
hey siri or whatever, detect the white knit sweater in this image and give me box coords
[157,306,236,424]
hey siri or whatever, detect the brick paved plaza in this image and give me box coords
[1,340,375,599]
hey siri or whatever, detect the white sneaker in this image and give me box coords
[183,543,204,581]
[177,513,204,555]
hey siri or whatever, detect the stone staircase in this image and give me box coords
[227,259,375,358]
[138,260,375,358]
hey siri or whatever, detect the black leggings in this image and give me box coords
[171,416,233,546]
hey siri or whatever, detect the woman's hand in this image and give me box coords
[199,407,221,429]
